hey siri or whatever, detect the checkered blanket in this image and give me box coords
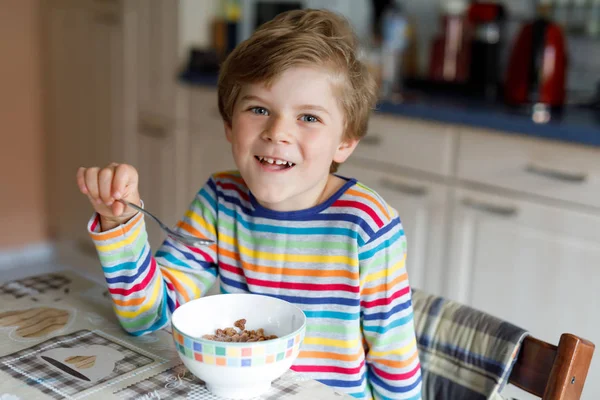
[412,289,529,400]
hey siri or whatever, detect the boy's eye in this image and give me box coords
[250,107,269,116]
[300,114,319,123]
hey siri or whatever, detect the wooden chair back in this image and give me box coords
[509,333,595,400]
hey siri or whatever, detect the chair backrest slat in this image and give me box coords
[508,333,595,400]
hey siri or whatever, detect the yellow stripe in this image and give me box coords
[114,278,162,319]
[164,267,201,299]
[360,253,406,288]
[220,233,357,266]
[97,225,142,252]
[303,336,360,349]
[185,210,217,236]
[369,338,417,357]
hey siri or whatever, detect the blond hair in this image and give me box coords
[217,9,378,172]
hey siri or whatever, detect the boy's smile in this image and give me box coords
[224,66,358,212]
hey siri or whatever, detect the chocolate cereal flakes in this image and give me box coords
[202,319,279,343]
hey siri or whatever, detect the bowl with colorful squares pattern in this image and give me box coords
[171,293,306,399]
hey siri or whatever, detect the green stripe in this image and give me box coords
[306,324,360,334]
[364,328,414,347]
[118,311,157,330]
[360,245,404,275]
[188,198,216,225]
[99,230,147,264]
[220,220,354,251]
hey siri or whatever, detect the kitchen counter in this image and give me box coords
[180,72,600,148]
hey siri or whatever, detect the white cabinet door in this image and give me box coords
[44,0,129,241]
[186,89,236,200]
[339,162,450,295]
[133,0,180,119]
[135,118,186,251]
[447,187,600,399]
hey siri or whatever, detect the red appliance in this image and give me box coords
[505,17,567,107]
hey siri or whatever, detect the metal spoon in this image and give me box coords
[117,199,214,247]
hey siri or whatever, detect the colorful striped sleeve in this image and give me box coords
[87,177,220,336]
[359,213,423,400]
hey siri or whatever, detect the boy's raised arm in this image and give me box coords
[88,177,220,336]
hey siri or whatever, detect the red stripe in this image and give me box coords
[166,281,175,292]
[109,257,157,296]
[371,363,421,381]
[216,182,250,202]
[186,245,214,264]
[219,262,359,293]
[361,286,410,308]
[332,200,384,228]
[292,360,365,375]
[90,215,99,231]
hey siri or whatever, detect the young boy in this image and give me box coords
[76,9,422,400]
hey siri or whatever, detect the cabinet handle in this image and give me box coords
[139,121,168,139]
[361,135,382,146]
[461,198,518,217]
[380,178,428,197]
[524,163,587,183]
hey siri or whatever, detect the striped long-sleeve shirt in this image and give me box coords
[88,171,422,400]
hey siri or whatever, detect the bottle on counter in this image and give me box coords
[429,0,472,84]
[380,0,408,99]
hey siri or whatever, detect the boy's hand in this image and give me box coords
[76,163,141,231]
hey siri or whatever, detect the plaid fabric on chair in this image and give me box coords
[412,289,529,400]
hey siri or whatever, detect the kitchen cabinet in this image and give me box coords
[186,88,236,200]
[132,0,180,120]
[447,186,600,398]
[44,0,133,242]
[339,162,450,295]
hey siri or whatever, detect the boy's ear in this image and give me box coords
[332,138,359,164]
[224,121,233,143]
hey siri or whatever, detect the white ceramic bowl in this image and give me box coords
[171,293,306,399]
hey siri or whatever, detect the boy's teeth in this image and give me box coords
[257,156,294,166]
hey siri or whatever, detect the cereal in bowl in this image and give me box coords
[202,319,278,342]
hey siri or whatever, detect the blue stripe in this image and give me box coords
[359,230,403,260]
[129,286,170,336]
[199,186,217,212]
[269,293,360,307]
[362,313,414,334]
[303,310,360,320]
[156,243,217,274]
[364,217,401,245]
[305,213,375,237]
[220,274,249,291]
[375,389,422,400]
[103,244,149,274]
[105,249,152,284]
[318,375,365,388]
[370,371,422,394]
[363,299,412,321]
[219,205,361,242]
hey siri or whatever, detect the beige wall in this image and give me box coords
[0,0,47,248]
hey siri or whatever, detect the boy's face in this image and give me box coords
[224,66,358,211]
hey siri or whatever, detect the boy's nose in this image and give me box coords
[262,117,293,144]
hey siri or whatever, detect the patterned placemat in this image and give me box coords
[0,273,71,299]
[0,329,154,399]
[115,364,301,400]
